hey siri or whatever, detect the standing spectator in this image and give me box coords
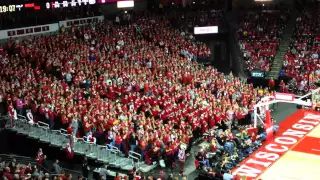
[65,143,74,160]
[115,15,120,25]
[67,123,74,149]
[223,170,234,180]
[0,94,4,115]
[16,97,23,115]
[72,116,79,138]
[48,107,56,130]
[129,133,138,152]
[26,109,34,132]
[8,102,15,128]
[8,158,16,173]
[268,78,275,91]
[178,145,186,175]
[42,155,50,172]
[36,148,44,165]
[0,157,5,171]
[81,157,89,179]
[52,159,62,175]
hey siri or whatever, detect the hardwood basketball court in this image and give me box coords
[232,110,320,180]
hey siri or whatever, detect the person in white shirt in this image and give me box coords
[178,144,186,175]
[84,33,89,41]
[26,109,34,132]
[312,53,319,59]
[115,16,120,25]
[223,170,234,180]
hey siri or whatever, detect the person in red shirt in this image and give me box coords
[48,108,56,130]
[115,133,123,152]
[65,143,74,160]
[66,124,74,148]
[114,172,121,180]
[268,78,275,91]
[8,102,15,128]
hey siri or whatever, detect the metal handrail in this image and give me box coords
[128,154,140,168]
[75,137,84,141]
[0,154,32,160]
[106,144,113,149]
[38,121,49,127]
[11,113,147,171]
[17,114,27,120]
[97,145,107,149]
[60,128,68,134]
[129,150,141,159]
[51,130,61,133]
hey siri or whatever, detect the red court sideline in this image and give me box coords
[232,109,320,180]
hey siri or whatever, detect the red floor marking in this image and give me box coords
[232,110,320,180]
[291,136,320,156]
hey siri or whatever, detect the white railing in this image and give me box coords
[9,113,126,168]
[128,150,142,169]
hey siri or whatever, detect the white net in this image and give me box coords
[311,88,320,109]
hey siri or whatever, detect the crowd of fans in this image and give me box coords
[194,122,274,180]
[0,154,77,180]
[0,9,272,178]
[170,9,225,33]
[238,11,289,72]
[281,6,320,93]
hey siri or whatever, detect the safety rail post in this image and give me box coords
[128,154,139,169]
[105,144,113,159]
[111,148,120,165]
[14,115,28,134]
[37,121,49,138]
[97,145,108,161]
[73,138,84,154]
[129,151,141,160]
[87,141,97,157]
[50,130,61,146]
[129,151,142,169]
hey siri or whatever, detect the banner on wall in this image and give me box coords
[250,70,265,78]
[0,24,59,40]
[0,16,104,40]
[194,26,218,35]
[117,1,134,8]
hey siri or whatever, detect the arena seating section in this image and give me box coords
[238,11,289,72]
[2,2,316,180]
[282,8,320,89]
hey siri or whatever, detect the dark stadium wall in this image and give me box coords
[0,130,86,165]
[195,32,230,74]
[232,0,295,9]
[0,130,9,154]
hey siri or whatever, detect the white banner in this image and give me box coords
[274,93,295,101]
[117,1,134,8]
[194,26,218,35]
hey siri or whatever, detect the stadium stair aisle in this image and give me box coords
[4,117,159,176]
[268,10,300,79]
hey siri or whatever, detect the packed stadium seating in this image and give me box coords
[238,11,290,72]
[282,7,320,92]
[0,7,274,178]
[2,0,319,179]
[0,153,76,180]
[171,9,225,32]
